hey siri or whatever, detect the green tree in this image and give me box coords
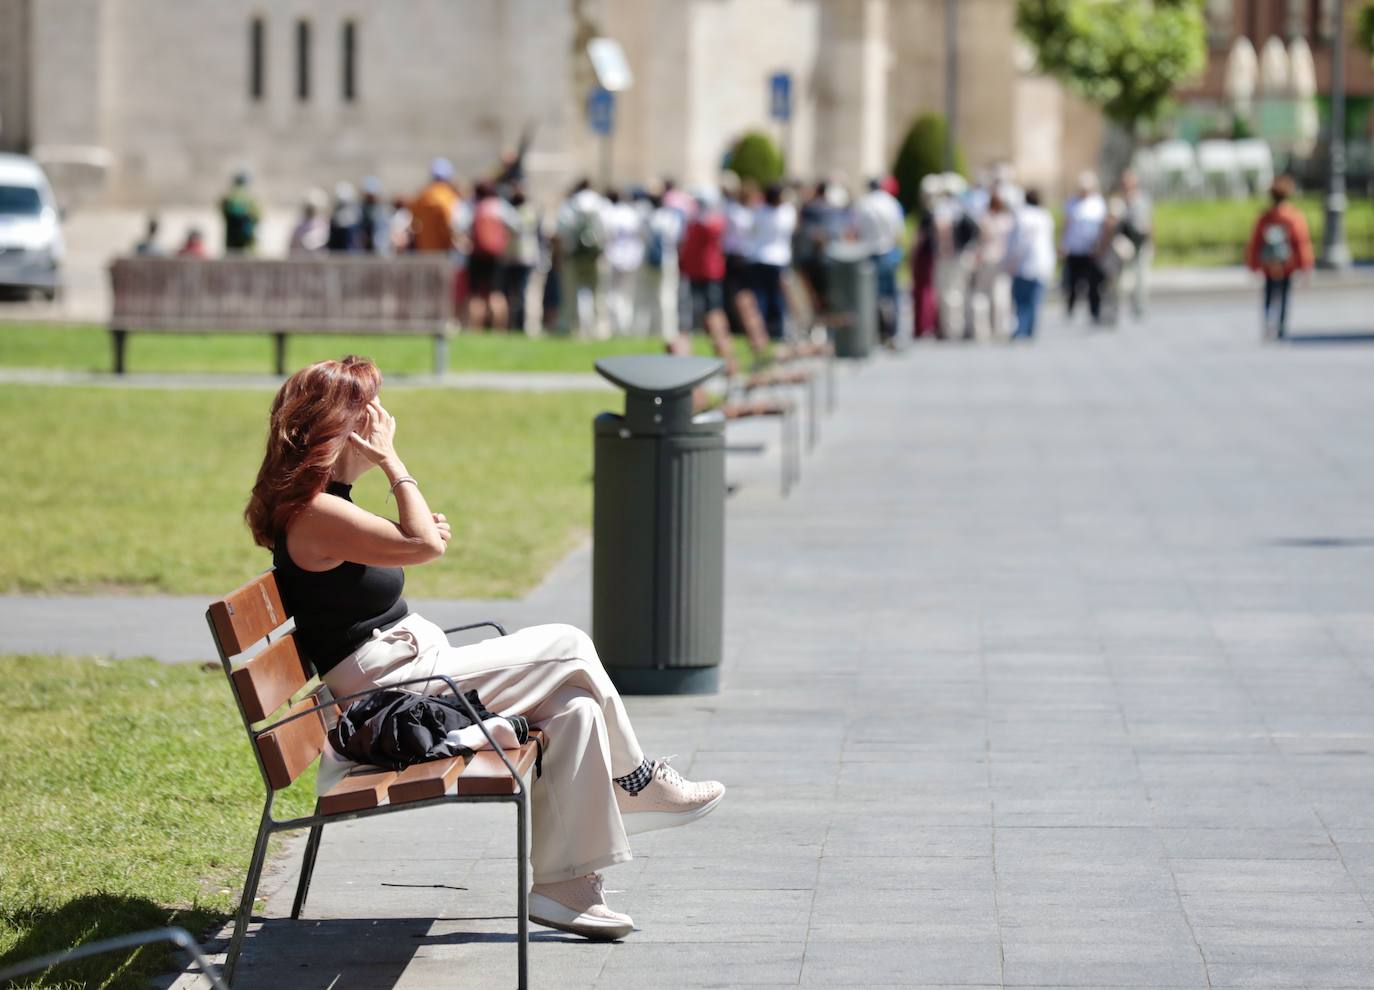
[1015,0,1207,138]
[1357,3,1374,63]
[890,113,966,214]
[728,131,785,186]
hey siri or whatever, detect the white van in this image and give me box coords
[0,153,64,299]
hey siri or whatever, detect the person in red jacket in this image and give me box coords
[679,190,728,338]
[1246,175,1315,340]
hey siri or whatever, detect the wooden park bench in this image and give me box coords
[207,572,542,988]
[666,334,801,495]
[108,255,456,376]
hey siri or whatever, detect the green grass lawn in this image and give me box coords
[1,385,610,598]
[0,654,317,989]
[0,325,732,375]
[1151,194,1374,267]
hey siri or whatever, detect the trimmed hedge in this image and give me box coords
[892,113,966,214]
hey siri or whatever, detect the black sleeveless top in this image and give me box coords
[273,481,409,675]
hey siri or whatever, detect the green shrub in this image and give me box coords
[728,131,785,186]
[891,113,966,214]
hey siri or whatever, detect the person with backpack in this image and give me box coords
[633,188,683,339]
[219,169,260,254]
[466,181,517,330]
[1246,175,1314,341]
[501,185,541,333]
[554,179,607,336]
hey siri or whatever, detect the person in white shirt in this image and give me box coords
[602,189,646,335]
[1060,171,1107,323]
[749,183,797,341]
[1004,188,1057,340]
[854,177,906,344]
[633,188,684,339]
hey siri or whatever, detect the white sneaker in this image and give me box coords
[529,873,634,940]
[616,757,725,835]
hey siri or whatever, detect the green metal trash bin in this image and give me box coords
[825,242,877,358]
[592,355,726,695]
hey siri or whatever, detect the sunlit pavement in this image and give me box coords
[41,287,1374,988]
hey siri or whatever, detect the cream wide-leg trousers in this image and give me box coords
[321,613,646,884]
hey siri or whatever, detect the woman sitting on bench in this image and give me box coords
[244,355,725,941]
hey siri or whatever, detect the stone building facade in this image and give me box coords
[0,0,1101,207]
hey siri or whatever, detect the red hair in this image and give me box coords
[245,355,381,548]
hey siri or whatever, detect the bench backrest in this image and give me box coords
[110,255,454,334]
[207,571,326,791]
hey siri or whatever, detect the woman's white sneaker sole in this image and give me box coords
[620,791,724,835]
[528,893,634,940]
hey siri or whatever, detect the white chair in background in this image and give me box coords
[1151,140,1202,198]
[1197,140,1246,198]
[1232,139,1275,196]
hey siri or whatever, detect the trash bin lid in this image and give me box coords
[595,355,723,396]
[826,241,870,263]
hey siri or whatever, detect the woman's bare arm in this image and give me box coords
[287,399,451,569]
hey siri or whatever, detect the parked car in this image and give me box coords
[0,153,63,300]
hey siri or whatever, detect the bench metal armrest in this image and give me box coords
[443,620,508,638]
[262,674,527,796]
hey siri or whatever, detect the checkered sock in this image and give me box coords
[614,757,654,795]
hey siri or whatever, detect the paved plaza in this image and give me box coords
[7,289,1374,988]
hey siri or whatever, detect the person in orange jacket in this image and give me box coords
[1246,175,1315,340]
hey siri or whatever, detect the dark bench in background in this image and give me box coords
[108,255,455,376]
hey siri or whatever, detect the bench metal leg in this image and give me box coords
[792,408,802,491]
[272,333,287,377]
[806,377,818,451]
[781,407,800,497]
[111,329,128,375]
[224,798,274,986]
[433,334,449,377]
[516,788,530,990]
[290,817,324,920]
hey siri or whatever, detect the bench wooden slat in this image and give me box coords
[387,755,470,805]
[319,765,399,815]
[722,398,789,420]
[209,573,287,657]
[457,739,542,796]
[257,697,326,790]
[231,634,311,723]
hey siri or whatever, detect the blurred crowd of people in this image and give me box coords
[130,156,1167,346]
[911,166,1155,342]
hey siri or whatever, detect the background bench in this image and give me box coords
[108,255,455,376]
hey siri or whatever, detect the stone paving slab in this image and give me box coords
[59,291,1374,987]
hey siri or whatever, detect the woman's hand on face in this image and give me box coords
[347,400,399,466]
[432,512,451,543]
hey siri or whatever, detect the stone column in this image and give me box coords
[814,0,889,185]
[29,0,107,151]
[0,0,31,152]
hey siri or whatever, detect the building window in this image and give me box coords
[295,19,311,101]
[1205,0,1233,49]
[1284,0,1306,39]
[1316,0,1337,44]
[342,20,357,102]
[249,17,265,101]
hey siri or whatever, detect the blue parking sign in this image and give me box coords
[587,87,616,136]
[769,72,792,123]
